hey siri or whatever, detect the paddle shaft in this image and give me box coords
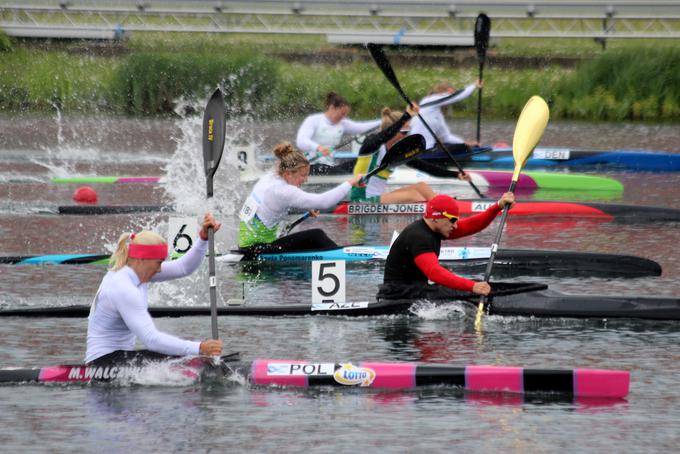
[309,126,379,164]
[478,180,517,310]
[476,64,484,143]
[282,211,312,236]
[335,126,379,151]
[207,177,218,339]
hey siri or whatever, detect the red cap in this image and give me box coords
[425,195,459,220]
[73,186,97,204]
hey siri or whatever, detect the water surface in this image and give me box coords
[1,114,679,452]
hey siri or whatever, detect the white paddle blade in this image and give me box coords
[511,96,550,181]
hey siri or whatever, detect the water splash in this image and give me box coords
[162,105,256,217]
[409,300,468,320]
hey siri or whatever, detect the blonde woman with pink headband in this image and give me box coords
[85,213,223,366]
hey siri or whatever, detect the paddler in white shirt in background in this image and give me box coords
[238,142,363,256]
[296,91,381,169]
[85,213,223,366]
[410,79,484,158]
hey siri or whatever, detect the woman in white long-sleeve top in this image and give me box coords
[238,142,363,255]
[86,213,223,366]
[410,80,483,155]
[296,92,380,166]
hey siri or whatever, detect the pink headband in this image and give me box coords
[128,243,168,260]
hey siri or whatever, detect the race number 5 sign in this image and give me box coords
[311,260,346,304]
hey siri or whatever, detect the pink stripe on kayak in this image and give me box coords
[360,362,416,388]
[473,171,538,190]
[466,366,524,393]
[39,366,76,382]
[116,177,161,184]
[250,359,309,387]
[574,369,630,398]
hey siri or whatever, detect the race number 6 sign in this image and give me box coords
[311,260,346,304]
[167,217,199,255]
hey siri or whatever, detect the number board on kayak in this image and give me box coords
[341,246,389,259]
[470,201,496,212]
[311,301,370,311]
[532,148,571,160]
[347,202,426,215]
[439,247,491,261]
[168,217,199,255]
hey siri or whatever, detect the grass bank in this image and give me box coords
[0,32,678,122]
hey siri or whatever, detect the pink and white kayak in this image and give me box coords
[0,357,630,398]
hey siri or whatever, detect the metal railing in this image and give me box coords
[2,1,680,43]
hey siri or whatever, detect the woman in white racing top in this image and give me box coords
[410,79,483,154]
[351,104,470,204]
[239,142,363,255]
[86,213,223,366]
[296,92,380,166]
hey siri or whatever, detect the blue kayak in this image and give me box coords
[334,146,680,172]
[476,147,680,172]
[0,247,662,278]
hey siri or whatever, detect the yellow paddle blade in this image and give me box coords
[511,96,550,181]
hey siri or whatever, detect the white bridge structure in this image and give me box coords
[2,1,680,45]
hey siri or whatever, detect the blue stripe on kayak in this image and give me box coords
[489,149,680,171]
[259,246,389,262]
[19,254,101,264]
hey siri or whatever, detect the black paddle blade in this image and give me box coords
[202,88,227,180]
[474,14,491,63]
[366,43,412,104]
[363,134,426,180]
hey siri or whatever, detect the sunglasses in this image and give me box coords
[442,212,459,224]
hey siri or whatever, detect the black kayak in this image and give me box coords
[57,205,174,215]
[3,283,678,320]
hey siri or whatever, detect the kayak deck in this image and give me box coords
[0,358,629,398]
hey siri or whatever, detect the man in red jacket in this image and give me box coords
[378,193,514,300]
